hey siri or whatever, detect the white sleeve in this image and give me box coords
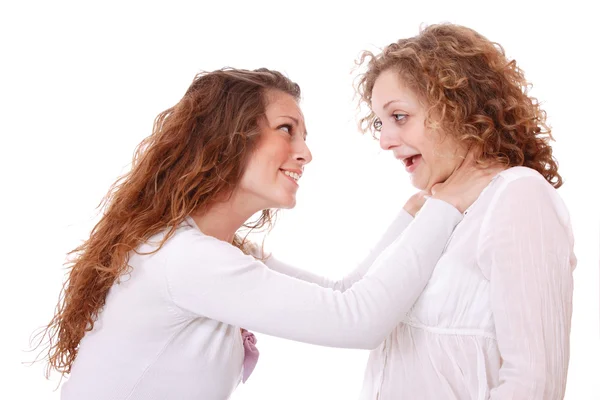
[263,209,414,291]
[165,198,461,350]
[478,176,575,399]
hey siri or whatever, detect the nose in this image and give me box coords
[293,139,312,165]
[378,125,399,151]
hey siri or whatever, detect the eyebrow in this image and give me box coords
[383,99,409,110]
[283,115,300,125]
[281,115,308,138]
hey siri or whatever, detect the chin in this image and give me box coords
[270,195,297,210]
[410,175,427,190]
[280,198,297,209]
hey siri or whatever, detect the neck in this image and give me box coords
[191,192,259,243]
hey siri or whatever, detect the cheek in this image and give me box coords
[249,148,290,186]
[262,138,291,165]
[250,140,287,172]
[423,143,461,181]
[239,161,260,190]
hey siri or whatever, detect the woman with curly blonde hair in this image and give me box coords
[37,66,495,399]
[353,23,576,399]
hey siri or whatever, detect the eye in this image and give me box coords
[373,118,382,132]
[393,113,407,122]
[278,124,293,134]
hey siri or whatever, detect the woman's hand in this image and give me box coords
[403,191,429,217]
[431,155,504,213]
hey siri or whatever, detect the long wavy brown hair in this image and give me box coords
[35,67,301,377]
[355,23,562,188]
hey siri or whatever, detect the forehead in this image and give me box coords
[371,69,420,110]
[264,90,304,121]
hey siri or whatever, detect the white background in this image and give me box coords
[2,1,598,399]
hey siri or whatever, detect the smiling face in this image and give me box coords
[237,89,312,210]
[371,69,467,190]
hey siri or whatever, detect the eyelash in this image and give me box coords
[373,118,382,131]
[278,124,293,135]
[373,114,407,131]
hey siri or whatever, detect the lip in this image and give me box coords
[404,155,422,173]
[395,152,419,161]
[280,168,303,177]
[280,169,301,186]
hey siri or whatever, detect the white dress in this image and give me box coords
[363,167,576,399]
[274,166,576,399]
[60,198,461,400]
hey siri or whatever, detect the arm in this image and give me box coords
[263,209,414,291]
[165,198,461,350]
[478,177,575,399]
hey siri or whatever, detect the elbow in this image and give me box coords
[322,320,388,349]
[344,309,398,350]
[346,337,385,351]
[346,325,388,350]
[362,331,387,350]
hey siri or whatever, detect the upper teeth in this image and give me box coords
[403,155,418,165]
[283,170,300,181]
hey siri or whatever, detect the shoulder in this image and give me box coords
[159,223,254,268]
[485,166,571,227]
[496,166,548,186]
[491,166,557,200]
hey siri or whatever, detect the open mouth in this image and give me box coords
[280,169,301,183]
[404,154,421,167]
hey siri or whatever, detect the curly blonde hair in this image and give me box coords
[356,23,562,188]
[35,67,301,377]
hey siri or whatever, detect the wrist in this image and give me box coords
[432,194,462,213]
[402,204,418,217]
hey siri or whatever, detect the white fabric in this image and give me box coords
[273,167,575,399]
[60,199,461,400]
[357,167,575,399]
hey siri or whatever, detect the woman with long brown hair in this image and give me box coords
[37,66,494,399]
[351,23,576,399]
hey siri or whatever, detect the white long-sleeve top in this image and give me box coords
[272,166,576,399]
[60,198,462,400]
